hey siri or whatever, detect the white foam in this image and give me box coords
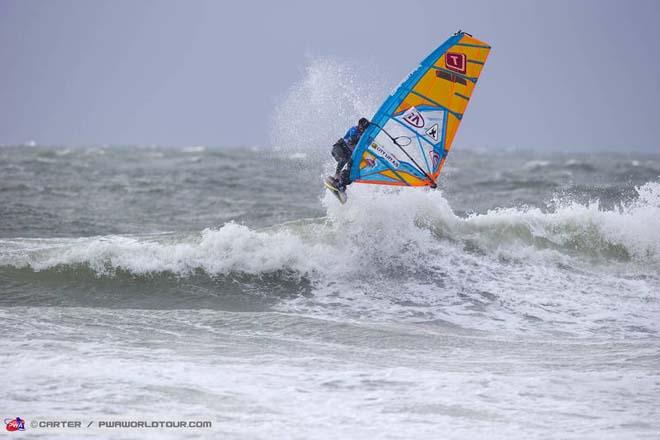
[523,159,550,170]
[181,145,206,153]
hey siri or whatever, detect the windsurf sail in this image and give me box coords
[350,31,490,187]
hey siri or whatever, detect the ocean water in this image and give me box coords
[2,59,660,439]
[1,144,659,439]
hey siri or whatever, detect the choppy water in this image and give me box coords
[1,143,659,439]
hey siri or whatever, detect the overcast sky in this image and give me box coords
[1,0,659,152]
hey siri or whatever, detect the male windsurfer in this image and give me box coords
[326,117,370,192]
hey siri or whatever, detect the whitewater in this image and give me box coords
[1,60,659,439]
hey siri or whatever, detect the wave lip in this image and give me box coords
[458,181,660,263]
[0,223,335,278]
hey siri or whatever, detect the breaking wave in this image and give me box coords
[2,181,659,279]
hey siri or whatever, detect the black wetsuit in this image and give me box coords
[331,125,363,190]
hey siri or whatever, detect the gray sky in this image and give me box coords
[1,0,659,152]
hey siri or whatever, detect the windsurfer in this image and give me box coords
[328,117,370,191]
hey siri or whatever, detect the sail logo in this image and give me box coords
[369,142,400,168]
[445,52,466,74]
[5,417,26,432]
[402,107,425,128]
[429,150,441,169]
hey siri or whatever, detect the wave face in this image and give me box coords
[2,180,659,337]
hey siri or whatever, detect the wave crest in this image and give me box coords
[1,181,659,278]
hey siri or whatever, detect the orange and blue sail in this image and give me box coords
[350,31,491,187]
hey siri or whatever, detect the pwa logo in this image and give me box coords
[5,417,26,432]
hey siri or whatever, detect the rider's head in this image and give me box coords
[358,118,370,132]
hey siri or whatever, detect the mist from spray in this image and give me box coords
[270,57,388,163]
